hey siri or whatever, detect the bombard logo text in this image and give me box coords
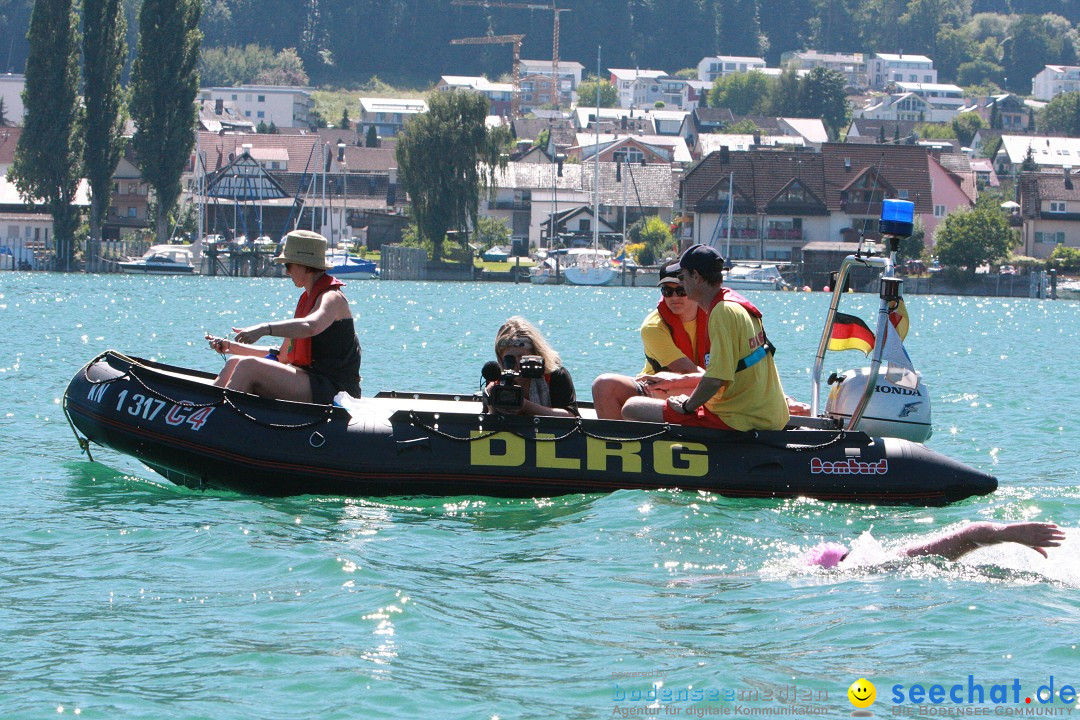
[810,457,888,475]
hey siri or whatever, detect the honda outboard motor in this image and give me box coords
[825,367,932,442]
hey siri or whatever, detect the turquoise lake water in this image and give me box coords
[2,273,1079,719]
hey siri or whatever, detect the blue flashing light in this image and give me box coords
[880,199,915,237]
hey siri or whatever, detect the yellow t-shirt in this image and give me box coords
[702,300,790,431]
[639,308,699,375]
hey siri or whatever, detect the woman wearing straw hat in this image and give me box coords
[205,230,362,403]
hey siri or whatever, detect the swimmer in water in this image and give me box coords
[805,521,1065,568]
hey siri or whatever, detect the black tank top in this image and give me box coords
[308,317,362,395]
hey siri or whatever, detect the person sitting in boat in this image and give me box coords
[483,316,579,417]
[591,263,708,420]
[621,244,789,431]
[205,230,362,404]
[805,521,1065,569]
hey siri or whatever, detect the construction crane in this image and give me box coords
[450,34,525,117]
[451,1,571,108]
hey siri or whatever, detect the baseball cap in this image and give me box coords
[670,244,725,275]
[657,262,682,286]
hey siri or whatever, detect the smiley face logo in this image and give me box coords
[848,678,877,709]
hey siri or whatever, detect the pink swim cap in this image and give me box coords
[805,542,849,568]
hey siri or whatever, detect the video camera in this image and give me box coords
[482,355,545,412]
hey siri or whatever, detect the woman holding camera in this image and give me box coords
[486,316,579,417]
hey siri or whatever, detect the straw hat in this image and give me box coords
[273,230,330,270]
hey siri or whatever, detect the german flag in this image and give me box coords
[888,297,909,340]
[828,313,875,355]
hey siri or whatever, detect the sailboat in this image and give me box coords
[564,48,618,287]
[709,170,787,291]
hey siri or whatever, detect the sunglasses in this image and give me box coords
[498,337,534,351]
[660,285,687,297]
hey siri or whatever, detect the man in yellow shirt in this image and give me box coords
[591,263,709,419]
[622,244,790,431]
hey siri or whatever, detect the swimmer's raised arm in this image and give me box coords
[899,521,1065,561]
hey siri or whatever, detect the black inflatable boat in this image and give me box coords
[63,351,996,504]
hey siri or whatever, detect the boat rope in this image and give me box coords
[407,412,676,444]
[756,431,849,452]
[61,392,94,462]
[221,394,334,430]
[83,353,334,430]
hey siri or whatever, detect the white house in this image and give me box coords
[0,74,26,123]
[868,53,936,89]
[856,82,964,123]
[994,135,1080,176]
[697,56,767,83]
[201,85,312,128]
[1032,65,1080,101]
[781,51,868,88]
[436,76,514,116]
[894,82,964,121]
[608,68,666,108]
[358,97,429,138]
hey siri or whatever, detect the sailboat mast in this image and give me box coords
[593,46,600,253]
[725,171,733,258]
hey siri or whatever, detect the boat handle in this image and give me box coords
[309,431,326,448]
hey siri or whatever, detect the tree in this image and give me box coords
[1039,91,1080,136]
[1048,245,1080,272]
[0,97,7,127]
[717,0,763,57]
[897,0,965,58]
[768,68,801,117]
[365,124,379,148]
[576,78,618,108]
[1021,146,1038,171]
[10,0,83,271]
[626,216,674,266]
[952,112,984,148]
[956,59,1004,88]
[339,107,350,129]
[797,67,849,139]
[898,218,925,264]
[82,0,127,273]
[934,27,976,83]
[395,90,510,262]
[199,45,309,87]
[934,206,1014,275]
[130,0,202,243]
[1001,15,1055,94]
[727,119,762,134]
[709,71,773,115]
[474,215,510,250]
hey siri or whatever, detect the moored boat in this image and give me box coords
[327,252,378,279]
[560,248,618,286]
[724,263,788,291]
[117,245,196,275]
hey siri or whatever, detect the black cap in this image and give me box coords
[671,244,725,275]
[657,262,682,286]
